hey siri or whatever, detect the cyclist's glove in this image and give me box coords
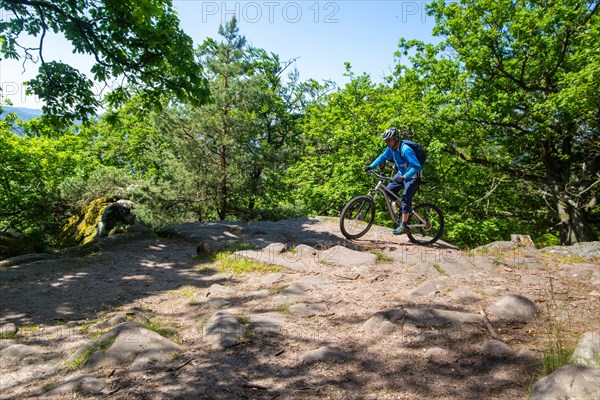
[393,175,406,184]
[364,166,374,172]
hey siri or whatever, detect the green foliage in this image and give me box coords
[59,167,136,206]
[421,0,600,244]
[1,0,208,125]
[138,18,303,223]
[535,234,561,249]
[2,4,597,251]
[0,120,87,243]
[287,70,393,216]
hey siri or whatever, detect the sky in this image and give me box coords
[0,1,439,109]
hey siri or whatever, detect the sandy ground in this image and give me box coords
[1,218,598,399]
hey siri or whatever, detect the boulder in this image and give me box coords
[488,294,539,322]
[529,364,600,400]
[288,303,327,317]
[261,272,284,285]
[97,199,135,238]
[571,332,600,369]
[0,322,18,337]
[249,312,286,333]
[55,198,112,247]
[481,340,513,357]
[300,346,347,364]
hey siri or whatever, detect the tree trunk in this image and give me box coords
[218,145,227,220]
[556,197,598,245]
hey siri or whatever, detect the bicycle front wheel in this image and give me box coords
[340,195,375,240]
[406,203,444,246]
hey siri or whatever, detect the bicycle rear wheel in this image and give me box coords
[406,203,444,246]
[340,195,375,240]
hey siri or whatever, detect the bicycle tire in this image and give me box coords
[406,203,444,246]
[340,195,375,240]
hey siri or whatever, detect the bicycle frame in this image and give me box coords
[367,172,430,229]
[369,182,402,225]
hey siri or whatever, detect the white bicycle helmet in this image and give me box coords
[381,127,399,140]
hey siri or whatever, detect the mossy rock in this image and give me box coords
[55,198,112,248]
[0,232,38,258]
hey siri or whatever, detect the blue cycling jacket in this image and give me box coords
[369,142,422,179]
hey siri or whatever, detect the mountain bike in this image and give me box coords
[339,169,444,245]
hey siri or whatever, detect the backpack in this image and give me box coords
[400,140,427,165]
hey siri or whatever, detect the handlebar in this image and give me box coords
[366,169,393,182]
[366,169,428,185]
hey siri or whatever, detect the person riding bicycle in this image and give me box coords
[364,127,422,235]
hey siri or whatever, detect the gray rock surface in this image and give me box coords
[319,245,377,267]
[91,313,128,330]
[0,344,37,359]
[203,311,244,349]
[488,294,539,322]
[592,270,600,285]
[571,332,600,369]
[249,312,286,332]
[248,289,270,299]
[288,303,327,317]
[70,322,180,370]
[48,374,107,395]
[301,346,347,364]
[481,340,513,357]
[204,297,232,309]
[274,282,312,306]
[409,279,449,299]
[0,322,18,336]
[540,241,600,258]
[424,347,452,363]
[529,364,600,400]
[362,312,393,334]
[404,307,484,328]
[261,272,284,285]
[159,221,245,244]
[209,283,236,295]
[0,253,56,268]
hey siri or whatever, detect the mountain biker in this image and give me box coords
[364,127,422,235]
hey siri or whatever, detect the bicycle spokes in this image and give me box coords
[339,196,375,240]
[406,203,444,245]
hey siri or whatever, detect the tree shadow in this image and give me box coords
[0,218,537,399]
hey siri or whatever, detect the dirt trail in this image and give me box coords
[1,217,598,399]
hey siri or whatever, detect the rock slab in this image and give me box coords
[529,364,600,400]
[70,322,180,371]
[319,246,377,267]
[203,311,244,349]
[48,374,107,396]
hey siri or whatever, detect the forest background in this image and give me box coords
[1,0,599,250]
